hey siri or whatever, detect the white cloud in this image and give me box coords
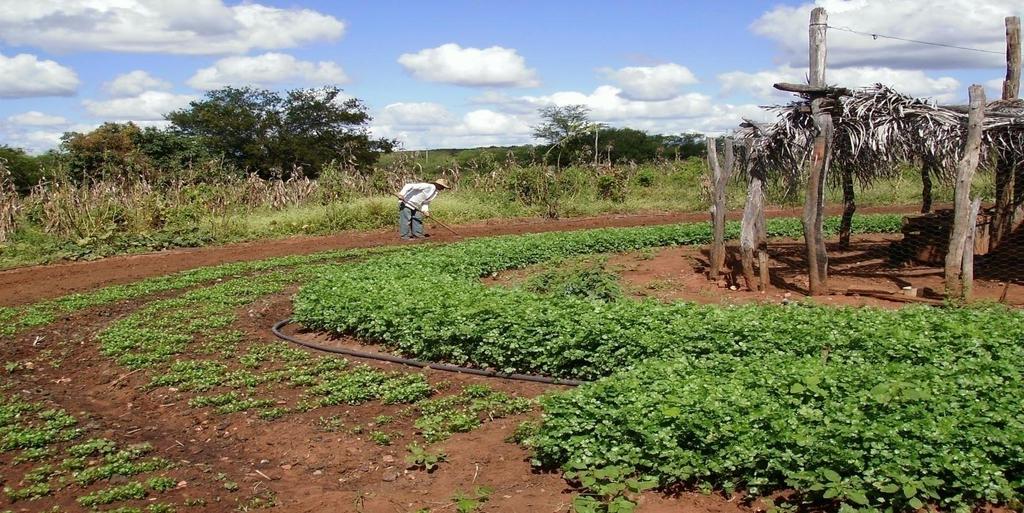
[634,101,770,134]
[187,52,348,90]
[104,70,172,97]
[468,91,540,114]
[383,85,768,149]
[985,77,1010,99]
[752,0,1010,69]
[0,123,97,154]
[83,91,197,121]
[398,43,540,87]
[373,108,535,149]
[521,86,714,121]
[7,111,68,126]
[454,109,532,136]
[0,0,345,55]
[377,103,454,129]
[719,65,962,102]
[600,63,699,101]
[0,52,79,98]
[7,129,66,154]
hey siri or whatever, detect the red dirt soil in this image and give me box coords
[484,232,1023,308]
[0,289,761,513]
[0,204,924,306]
[610,234,1024,308]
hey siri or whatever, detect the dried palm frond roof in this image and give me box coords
[741,84,1024,186]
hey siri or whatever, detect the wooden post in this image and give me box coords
[803,7,832,295]
[1003,16,1021,99]
[962,198,982,299]
[809,8,827,86]
[839,167,856,247]
[740,165,765,290]
[993,16,1021,250]
[706,135,720,279]
[921,159,934,213]
[804,100,833,295]
[756,180,769,290]
[757,247,770,290]
[944,84,986,298]
[707,136,731,280]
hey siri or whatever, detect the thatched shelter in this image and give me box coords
[736,84,1024,298]
[745,84,1024,185]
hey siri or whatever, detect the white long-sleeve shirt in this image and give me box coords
[399,182,438,213]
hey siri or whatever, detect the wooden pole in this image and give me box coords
[707,136,730,280]
[962,198,982,299]
[721,138,735,278]
[993,16,1021,250]
[839,167,856,248]
[921,159,934,213]
[803,7,831,295]
[756,177,769,290]
[945,84,986,298]
[808,7,827,86]
[1003,16,1021,99]
[757,247,770,290]
[740,167,765,290]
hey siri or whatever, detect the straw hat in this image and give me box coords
[433,178,451,189]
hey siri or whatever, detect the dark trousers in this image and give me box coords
[398,204,424,238]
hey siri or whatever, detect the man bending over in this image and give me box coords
[397,178,450,240]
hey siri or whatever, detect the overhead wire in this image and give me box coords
[827,25,1003,56]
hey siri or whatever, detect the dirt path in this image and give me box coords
[0,204,923,306]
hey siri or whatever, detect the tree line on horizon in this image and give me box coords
[1,88,708,192]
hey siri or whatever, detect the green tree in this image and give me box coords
[133,127,220,181]
[658,133,706,159]
[533,105,598,168]
[60,122,149,182]
[594,127,659,164]
[167,86,394,178]
[0,145,45,191]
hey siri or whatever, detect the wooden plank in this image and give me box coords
[945,85,986,297]
[772,83,852,96]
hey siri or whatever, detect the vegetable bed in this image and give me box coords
[292,213,1024,512]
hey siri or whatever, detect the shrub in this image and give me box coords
[522,257,622,302]
[635,168,655,187]
[596,174,627,203]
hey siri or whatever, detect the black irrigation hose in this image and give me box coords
[272,319,587,386]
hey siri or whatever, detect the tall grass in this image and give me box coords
[0,157,987,269]
[0,168,17,243]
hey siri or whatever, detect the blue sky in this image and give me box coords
[0,0,1018,152]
